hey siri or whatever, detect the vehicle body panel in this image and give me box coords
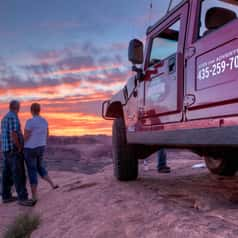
[185,0,238,120]
[103,0,238,147]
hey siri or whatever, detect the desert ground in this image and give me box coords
[1,136,238,238]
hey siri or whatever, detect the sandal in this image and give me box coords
[18,199,35,207]
[53,185,59,190]
[31,199,38,206]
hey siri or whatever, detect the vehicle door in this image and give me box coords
[185,0,238,120]
[139,3,188,126]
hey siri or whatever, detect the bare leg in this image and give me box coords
[31,185,38,201]
[42,175,58,189]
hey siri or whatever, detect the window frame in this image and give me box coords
[145,16,181,69]
[195,0,238,41]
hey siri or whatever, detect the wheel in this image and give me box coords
[112,117,138,181]
[204,155,238,176]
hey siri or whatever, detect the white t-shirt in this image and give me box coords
[24,116,48,149]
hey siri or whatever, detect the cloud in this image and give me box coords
[0,0,159,136]
[98,54,122,65]
[57,56,94,70]
[81,41,101,55]
[22,55,96,76]
[0,39,131,135]
[34,48,74,64]
[38,64,122,77]
[19,111,112,136]
[0,42,128,104]
[1,75,81,90]
[35,50,63,64]
[0,90,113,114]
[22,53,124,78]
[0,97,113,136]
[85,69,130,86]
[110,43,128,51]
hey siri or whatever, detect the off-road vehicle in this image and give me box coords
[102,0,238,180]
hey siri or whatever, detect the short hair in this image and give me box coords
[31,103,41,115]
[9,100,20,111]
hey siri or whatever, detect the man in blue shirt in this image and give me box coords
[1,100,33,206]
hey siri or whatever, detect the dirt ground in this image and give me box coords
[1,137,238,238]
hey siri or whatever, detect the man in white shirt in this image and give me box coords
[24,103,58,204]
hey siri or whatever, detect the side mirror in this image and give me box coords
[128,39,144,65]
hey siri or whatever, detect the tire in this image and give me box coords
[112,117,138,181]
[204,155,238,176]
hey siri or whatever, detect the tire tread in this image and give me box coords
[112,118,138,181]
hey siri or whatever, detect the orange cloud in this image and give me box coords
[0,102,113,136]
[35,64,122,77]
[19,111,112,136]
[0,64,125,136]
[0,81,82,99]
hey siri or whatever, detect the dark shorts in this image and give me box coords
[24,146,48,185]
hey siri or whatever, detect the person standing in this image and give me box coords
[24,103,58,204]
[1,100,33,206]
[143,149,171,173]
[157,149,170,173]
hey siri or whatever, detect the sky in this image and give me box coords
[0,0,181,136]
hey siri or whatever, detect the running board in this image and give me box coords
[127,126,238,148]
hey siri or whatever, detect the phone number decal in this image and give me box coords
[197,48,238,81]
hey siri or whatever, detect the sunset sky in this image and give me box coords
[0,0,180,136]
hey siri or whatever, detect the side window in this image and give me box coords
[149,20,180,66]
[199,0,238,38]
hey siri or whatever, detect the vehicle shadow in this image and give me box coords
[133,171,238,211]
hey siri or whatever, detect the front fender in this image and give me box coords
[106,101,124,118]
[102,90,126,120]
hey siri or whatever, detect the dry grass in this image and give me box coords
[4,213,40,238]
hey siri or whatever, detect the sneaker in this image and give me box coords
[18,199,35,207]
[158,166,171,173]
[2,196,17,204]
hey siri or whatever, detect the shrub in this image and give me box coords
[4,213,40,238]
